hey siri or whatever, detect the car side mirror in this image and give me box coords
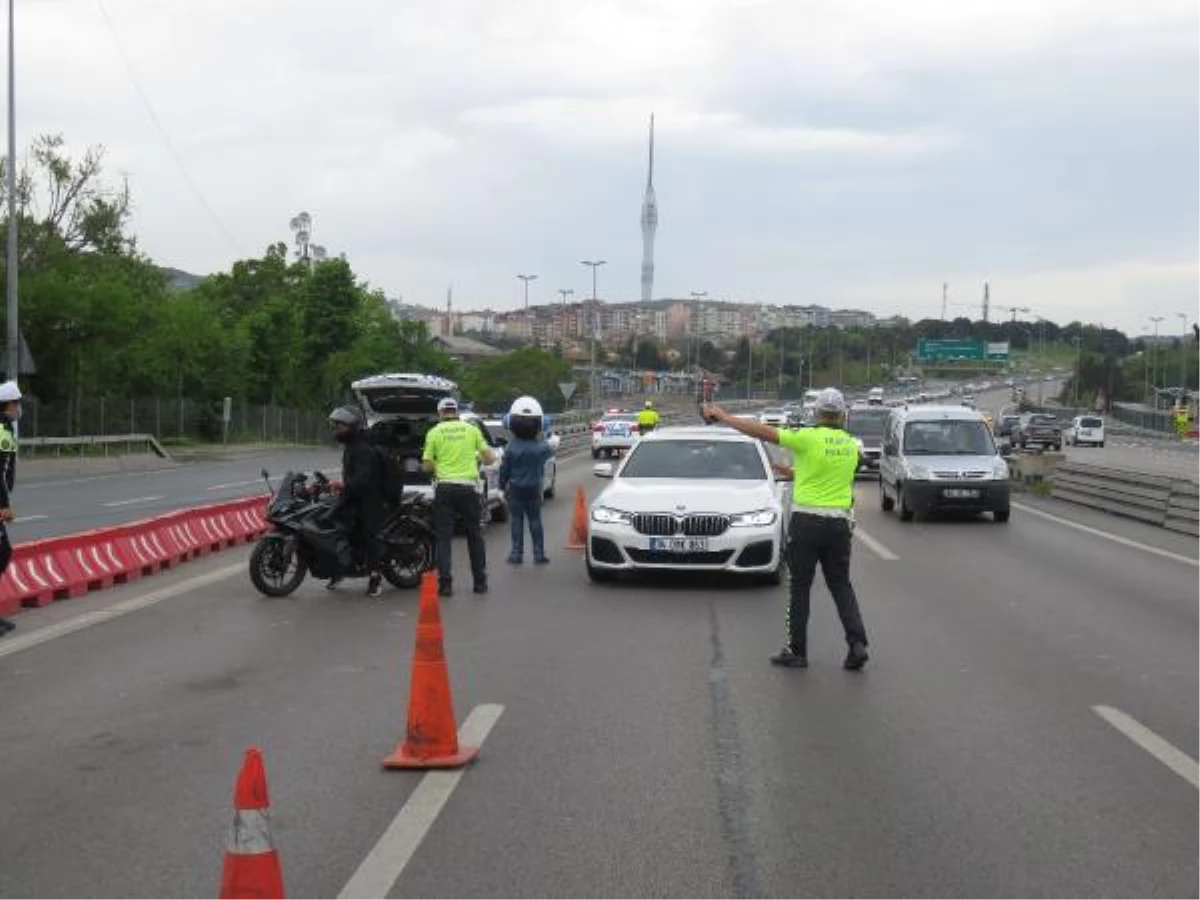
[593,462,615,479]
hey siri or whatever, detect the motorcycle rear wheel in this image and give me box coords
[382,534,435,589]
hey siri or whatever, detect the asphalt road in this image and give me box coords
[0,451,1195,898]
[11,448,343,542]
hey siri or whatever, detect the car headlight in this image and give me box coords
[591,506,633,525]
[992,459,1010,480]
[730,509,778,527]
[907,463,932,480]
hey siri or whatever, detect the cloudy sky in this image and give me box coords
[21,0,1199,335]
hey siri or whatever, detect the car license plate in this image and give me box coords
[607,425,629,436]
[649,537,709,552]
[943,488,980,499]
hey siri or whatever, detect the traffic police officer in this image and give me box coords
[704,388,870,670]
[637,400,660,434]
[0,381,20,636]
[422,397,496,597]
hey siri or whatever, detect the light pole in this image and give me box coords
[517,273,538,312]
[6,0,18,385]
[1177,313,1189,394]
[580,260,606,405]
[688,291,706,375]
[1072,335,1082,408]
[1150,315,1164,400]
[557,288,573,345]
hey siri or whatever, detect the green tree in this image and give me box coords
[460,348,572,413]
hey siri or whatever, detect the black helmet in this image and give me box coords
[328,405,363,430]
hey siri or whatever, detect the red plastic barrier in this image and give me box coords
[0,493,270,614]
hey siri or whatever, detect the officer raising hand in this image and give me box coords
[703,388,870,671]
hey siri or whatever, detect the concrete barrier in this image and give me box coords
[1048,460,1199,535]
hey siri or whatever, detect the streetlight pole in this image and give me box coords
[580,260,606,406]
[1150,315,1164,400]
[1177,313,1189,394]
[517,273,538,312]
[688,291,706,375]
[557,288,573,345]
[6,0,18,386]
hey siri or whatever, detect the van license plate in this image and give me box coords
[649,537,709,552]
[943,488,980,499]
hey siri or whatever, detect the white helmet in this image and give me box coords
[509,395,543,418]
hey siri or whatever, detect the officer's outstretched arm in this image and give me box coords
[702,404,781,445]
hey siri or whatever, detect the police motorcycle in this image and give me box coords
[248,469,436,597]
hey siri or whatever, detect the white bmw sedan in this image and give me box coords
[586,427,790,583]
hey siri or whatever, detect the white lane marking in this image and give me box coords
[13,514,48,523]
[0,561,244,660]
[853,525,898,561]
[205,479,263,491]
[1093,705,1198,789]
[337,704,505,900]
[1012,502,1199,568]
[102,495,165,508]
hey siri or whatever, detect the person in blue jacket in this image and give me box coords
[499,396,553,565]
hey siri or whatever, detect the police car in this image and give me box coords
[591,410,641,459]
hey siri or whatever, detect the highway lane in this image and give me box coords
[10,448,342,542]
[0,455,1196,898]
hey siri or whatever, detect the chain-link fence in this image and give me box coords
[21,397,329,445]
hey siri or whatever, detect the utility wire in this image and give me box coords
[95,0,242,256]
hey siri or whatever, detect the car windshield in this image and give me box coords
[1080,417,1103,428]
[621,440,766,480]
[1030,414,1057,424]
[846,411,889,437]
[903,420,996,455]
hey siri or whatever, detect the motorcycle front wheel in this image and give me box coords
[249,537,307,597]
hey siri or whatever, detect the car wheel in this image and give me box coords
[544,473,556,500]
[899,487,914,522]
[1098,441,1105,448]
[993,509,1011,523]
[1053,444,1061,452]
[591,448,600,459]
[586,558,616,582]
[880,481,895,511]
[490,491,509,523]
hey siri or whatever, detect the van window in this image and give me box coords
[1080,417,1103,428]
[903,420,995,455]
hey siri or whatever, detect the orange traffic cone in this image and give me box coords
[220,748,286,899]
[383,572,479,769]
[565,485,588,551]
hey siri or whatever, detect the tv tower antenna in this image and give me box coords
[982,282,990,323]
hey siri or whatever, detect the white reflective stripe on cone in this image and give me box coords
[227,808,274,855]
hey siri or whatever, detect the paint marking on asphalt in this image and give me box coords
[13,514,48,523]
[205,479,262,491]
[0,561,245,660]
[102,495,165,507]
[1092,705,1199,789]
[1012,502,1199,567]
[854,525,899,561]
[337,704,506,900]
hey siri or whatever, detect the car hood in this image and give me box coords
[903,453,1002,472]
[596,478,779,514]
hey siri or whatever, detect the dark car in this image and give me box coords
[1013,413,1062,450]
[845,406,891,476]
[995,413,1022,438]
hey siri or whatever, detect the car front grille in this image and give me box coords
[625,548,736,566]
[932,470,990,479]
[631,513,731,537]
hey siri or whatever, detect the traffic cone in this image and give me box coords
[219,748,285,900]
[383,572,479,769]
[565,485,588,552]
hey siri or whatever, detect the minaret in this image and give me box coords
[639,113,657,303]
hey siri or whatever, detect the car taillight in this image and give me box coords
[592,423,604,432]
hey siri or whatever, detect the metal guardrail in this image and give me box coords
[22,433,172,459]
[1051,461,1199,536]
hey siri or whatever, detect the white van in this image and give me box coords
[867,386,885,406]
[1064,415,1105,448]
[879,405,1011,523]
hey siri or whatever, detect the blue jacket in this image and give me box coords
[499,438,551,491]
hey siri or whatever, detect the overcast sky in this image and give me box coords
[22,0,1200,336]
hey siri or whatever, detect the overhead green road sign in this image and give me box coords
[917,339,986,361]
